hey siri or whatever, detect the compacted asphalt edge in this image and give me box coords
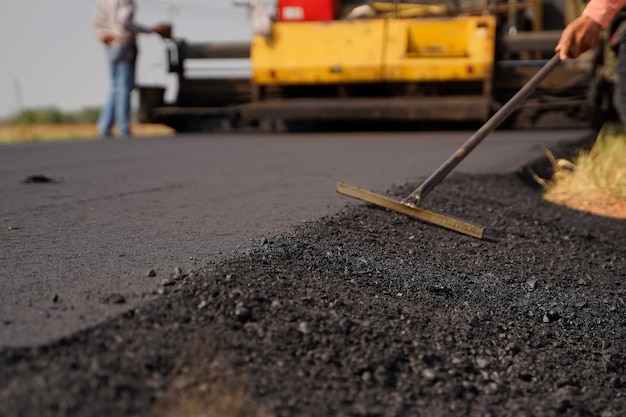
[0,128,624,417]
[0,129,598,349]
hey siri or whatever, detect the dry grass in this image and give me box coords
[0,123,175,144]
[538,124,626,219]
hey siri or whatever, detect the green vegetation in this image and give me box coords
[0,106,173,144]
[0,106,175,144]
[0,106,101,126]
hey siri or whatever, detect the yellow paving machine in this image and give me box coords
[139,0,612,131]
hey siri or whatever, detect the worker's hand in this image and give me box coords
[556,15,604,60]
[99,34,116,45]
[153,22,172,39]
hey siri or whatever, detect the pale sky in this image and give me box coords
[0,0,256,118]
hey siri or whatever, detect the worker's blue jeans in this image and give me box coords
[97,45,136,137]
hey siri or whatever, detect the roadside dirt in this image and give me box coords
[561,194,626,220]
[0,123,174,143]
[0,142,624,417]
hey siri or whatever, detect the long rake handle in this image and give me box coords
[404,53,562,205]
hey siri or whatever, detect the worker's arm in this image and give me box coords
[556,0,626,59]
[118,0,170,37]
[118,0,152,35]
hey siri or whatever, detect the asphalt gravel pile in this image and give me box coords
[1,143,624,417]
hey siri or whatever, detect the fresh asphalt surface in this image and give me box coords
[0,129,594,348]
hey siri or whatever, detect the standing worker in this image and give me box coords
[93,0,170,138]
[556,0,626,124]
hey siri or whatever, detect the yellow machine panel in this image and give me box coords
[252,15,496,86]
[252,20,386,85]
[385,16,496,82]
[143,0,609,131]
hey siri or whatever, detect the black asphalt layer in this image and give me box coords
[0,130,594,348]
[1,128,624,417]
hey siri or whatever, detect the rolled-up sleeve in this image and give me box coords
[583,0,626,28]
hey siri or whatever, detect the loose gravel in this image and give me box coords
[1,139,624,417]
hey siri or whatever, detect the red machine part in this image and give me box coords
[277,0,338,21]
